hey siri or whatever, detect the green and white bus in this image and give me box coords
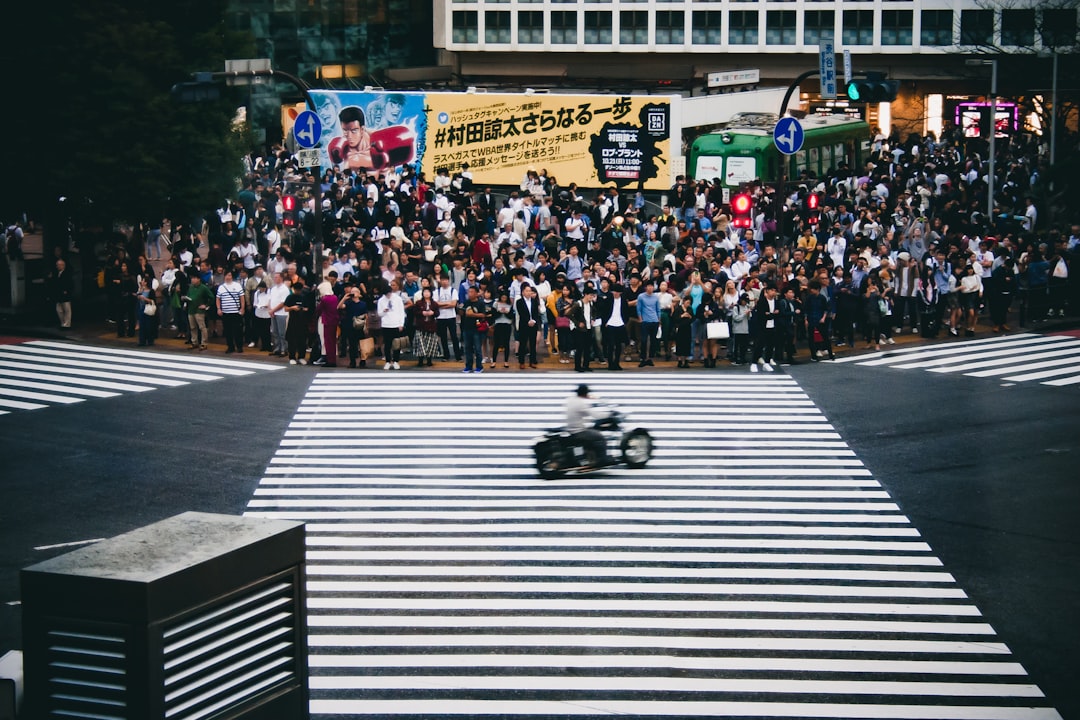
[688,113,871,191]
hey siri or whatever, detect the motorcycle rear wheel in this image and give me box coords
[536,445,568,479]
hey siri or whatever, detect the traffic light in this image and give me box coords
[805,192,821,225]
[281,194,299,228]
[846,72,899,103]
[731,193,753,229]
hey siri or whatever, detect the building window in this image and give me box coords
[551,10,577,44]
[691,10,723,45]
[656,11,684,44]
[920,9,953,46]
[452,10,477,43]
[1001,9,1034,47]
[881,10,912,46]
[960,10,993,46]
[1042,9,1078,48]
[620,11,648,44]
[518,11,544,44]
[729,11,759,45]
[766,11,796,45]
[485,10,511,43]
[803,10,834,46]
[842,10,873,45]
[584,11,612,44]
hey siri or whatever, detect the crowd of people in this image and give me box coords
[85,119,1077,371]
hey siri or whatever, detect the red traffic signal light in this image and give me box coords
[805,192,821,225]
[731,193,753,228]
[281,194,299,228]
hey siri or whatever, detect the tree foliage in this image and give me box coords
[4,0,253,226]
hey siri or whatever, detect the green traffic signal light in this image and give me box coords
[846,73,899,103]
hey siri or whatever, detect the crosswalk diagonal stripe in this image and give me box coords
[0,376,118,398]
[0,365,158,393]
[0,386,84,404]
[0,340,283,417]
[27,339,283,371]
[836,333,1080,389]
[833,333,1054,365]
[245,373,1061,718]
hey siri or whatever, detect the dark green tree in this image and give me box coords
[5,0,253,227]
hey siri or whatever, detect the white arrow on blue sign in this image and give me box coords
[773,116,804,156]
[293,110,322,149]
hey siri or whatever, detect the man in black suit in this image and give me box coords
[477,187,498,235]
[569,287,596,372]
[597,283,630,370]
[514,283,542,368]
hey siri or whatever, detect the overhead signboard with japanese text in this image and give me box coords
[301,90,676,190]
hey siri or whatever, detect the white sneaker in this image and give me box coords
[289,359,297,365]
[912,327,919,334]
[762,363,774,372]
[750,364,759,373]
[247,342,255,348]
[392,361,400,370]
[756,358,765,365]
[384,362,392,370]
[767,360,776,367]
[298,358,306,365]
[886,337,896,344]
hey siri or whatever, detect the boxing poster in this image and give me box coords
[305,90,674,190]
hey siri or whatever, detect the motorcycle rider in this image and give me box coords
[564,384,608,467]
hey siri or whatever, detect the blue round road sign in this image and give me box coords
[773,117,804,156]
[293,110,322,149]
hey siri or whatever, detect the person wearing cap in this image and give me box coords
[563,384,607,467]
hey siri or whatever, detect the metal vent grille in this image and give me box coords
[161,574,298,720]
[45,625,128,719]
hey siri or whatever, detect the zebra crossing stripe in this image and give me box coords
[828,332,1049,363]
[246,374,1062,719]
[0,376,118,398]
[27,340,283,372]
[835,333,1080,388]
[0,340,283,416]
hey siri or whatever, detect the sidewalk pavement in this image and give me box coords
[4,302,1077,372]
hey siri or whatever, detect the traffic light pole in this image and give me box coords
[775,70,820,255]
[208,68,324,275]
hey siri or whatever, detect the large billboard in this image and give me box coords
[305,90,675,190]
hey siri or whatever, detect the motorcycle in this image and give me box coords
[533,404,654,479]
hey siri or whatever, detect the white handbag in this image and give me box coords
[706,320,729,340]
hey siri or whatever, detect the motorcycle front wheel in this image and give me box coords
[621,429,654,468]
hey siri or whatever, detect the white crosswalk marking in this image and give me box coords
[246,374,1062,719]
[0,340,283,415]
[831,333,1080,387]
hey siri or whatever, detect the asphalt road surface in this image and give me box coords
[0,338,1075,720]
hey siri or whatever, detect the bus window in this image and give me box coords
[725,157,757,186]
[809,147,820,174]
[695,156,723,183]
[794,150,808,175]
[834,143,845,166]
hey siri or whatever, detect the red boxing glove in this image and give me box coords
[328,136,348,164]
[369,126,416,169]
